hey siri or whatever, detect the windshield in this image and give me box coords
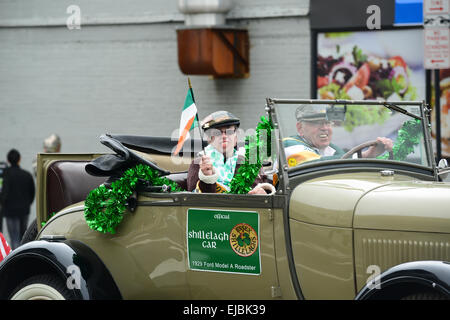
[274,101,431,169]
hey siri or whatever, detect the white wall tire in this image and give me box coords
[9,274,76,300]
[11,284,66,300]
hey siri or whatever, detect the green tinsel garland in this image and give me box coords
[228,116,273,194]
[41,212,56,227]
[377,119,422,161]
[84,164,183,234]
[84,116,273,233]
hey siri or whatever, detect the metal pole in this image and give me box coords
[435,69,442,161]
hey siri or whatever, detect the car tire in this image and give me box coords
[20,218,38,245]
[9,274,77,300]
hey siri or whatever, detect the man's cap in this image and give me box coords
[43,134,61,152]
[201,111,240,130]
[295,104,329,122]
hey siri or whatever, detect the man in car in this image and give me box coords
[187,111,275,195]
[283,104,393,167]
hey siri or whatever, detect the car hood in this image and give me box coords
[354,181,450,234]
[289,172,413,228]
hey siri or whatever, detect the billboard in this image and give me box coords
[316,29,426,102]
[431,69,450,157]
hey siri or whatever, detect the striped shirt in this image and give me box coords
[283,135,345,167]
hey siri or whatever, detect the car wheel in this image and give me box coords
[20,218,38,245]
[9,274,77,300]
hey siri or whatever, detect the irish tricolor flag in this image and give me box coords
[173,88,198,156]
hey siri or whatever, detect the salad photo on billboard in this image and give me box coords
[316,30,425,102]
[315,29,425,132]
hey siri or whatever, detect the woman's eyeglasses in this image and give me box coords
[208,128,237,137]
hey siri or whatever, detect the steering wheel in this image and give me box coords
[341,140,394,160]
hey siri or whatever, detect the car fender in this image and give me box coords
[355,261,450,300]
[0,239,122,300]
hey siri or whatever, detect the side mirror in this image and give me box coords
[437,158,449,180]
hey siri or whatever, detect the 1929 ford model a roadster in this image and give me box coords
[0,98,449,300]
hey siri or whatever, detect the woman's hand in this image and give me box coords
[248,183,276,195]
[248,186,267,195]
[199,155,215,176]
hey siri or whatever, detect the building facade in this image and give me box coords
[0,0,311,175]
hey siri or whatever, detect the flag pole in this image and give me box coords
[188,77,206,154]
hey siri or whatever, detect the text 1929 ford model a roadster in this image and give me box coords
[0,98,449,300]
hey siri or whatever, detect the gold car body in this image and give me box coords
[36,163,450,299]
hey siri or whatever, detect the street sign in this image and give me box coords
[424,28,450,69]
[424,0,450,69]
[424,0,449,15]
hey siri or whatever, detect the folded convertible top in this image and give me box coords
[107,134,207,156]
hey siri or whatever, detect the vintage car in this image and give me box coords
[0,98,449,300]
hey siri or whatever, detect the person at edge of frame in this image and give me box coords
[0,149,35,250]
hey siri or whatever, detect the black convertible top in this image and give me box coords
[107,134,208,156]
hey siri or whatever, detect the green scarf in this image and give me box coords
[204,144,243,191]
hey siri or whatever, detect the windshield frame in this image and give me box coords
[267,98,436,189]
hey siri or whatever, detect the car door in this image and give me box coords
[180,192,279,299]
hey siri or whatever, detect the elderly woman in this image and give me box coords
[187,111,275,195]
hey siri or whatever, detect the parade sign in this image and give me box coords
[424,0,449,15]
[187,208,261,275]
